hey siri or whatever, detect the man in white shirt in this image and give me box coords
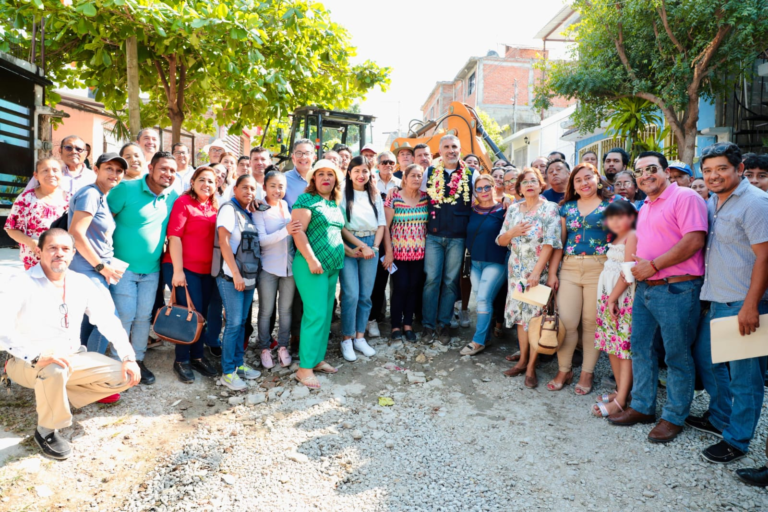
[25,135,94,194]
[137,128,160,164]
[171,142,195,192]
[0,228,140,460]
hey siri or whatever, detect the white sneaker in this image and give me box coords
[341,339,357,361]
[367,319,381,338]
[353,338,376,357]
[459,310,470,328]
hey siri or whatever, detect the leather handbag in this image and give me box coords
[529,294,566,356]
[152,286,205,345]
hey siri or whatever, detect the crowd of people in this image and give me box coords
[3,129,768,489]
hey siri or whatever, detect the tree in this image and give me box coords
[1,0,390,143]
[476,109,508,158]
[604,98,662,159]
[534,0,768,164]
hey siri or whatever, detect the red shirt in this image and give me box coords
[162,194,217,274]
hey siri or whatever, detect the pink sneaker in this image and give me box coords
[278,346,292,367]
[260,349,275,369]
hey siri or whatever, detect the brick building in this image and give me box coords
[420,45,574,133]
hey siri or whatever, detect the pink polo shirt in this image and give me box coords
[636,182,707,279]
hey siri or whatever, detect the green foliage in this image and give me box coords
[476,108,509,156]
[604,98,662,158]
[2,0,390,139]
[534,0,768,163]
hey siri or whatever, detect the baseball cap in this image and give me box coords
[95,152,127,170]
[361,143,377,154]
[667,161,692,176]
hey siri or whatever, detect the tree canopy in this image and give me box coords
[1,0,390,142]
[534,0,768,164]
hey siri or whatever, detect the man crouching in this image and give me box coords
[0,228,140,460]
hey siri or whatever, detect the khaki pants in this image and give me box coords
[556,256,606,373]
[6,350,133,430]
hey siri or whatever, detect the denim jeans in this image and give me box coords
[217,277,255,375]
[257,270,295,349]
[470,260,507,345]
[630,279,702,426]
[340,235,378,337]
[422,235,465,330]
[110,269,160,362]
[162,263,214,363]
[74,267,112,354]
[693,300,768,452]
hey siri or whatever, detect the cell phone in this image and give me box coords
[255,203,271,211]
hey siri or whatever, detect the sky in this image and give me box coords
[319,0,570,146]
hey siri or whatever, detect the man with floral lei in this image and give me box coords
[418,134,474,344]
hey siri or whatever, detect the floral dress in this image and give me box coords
[4,188,70,269]
[595,243,634,359]
[497,198,562,330]
[559,199,613,255]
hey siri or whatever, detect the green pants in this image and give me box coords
[293,254,340,369]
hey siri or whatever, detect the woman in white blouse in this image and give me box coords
[338,156,386,362]
[254,171,302,368]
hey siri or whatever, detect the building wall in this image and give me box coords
[51,105,116,163]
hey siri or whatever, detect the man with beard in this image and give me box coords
[541,159,570,204]
[602,148,629,185]
[0,228,140,460]
[687,142,768,467]
[608,151,707,445]
[107,151,179,386]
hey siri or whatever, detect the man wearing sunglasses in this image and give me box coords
[0,228,140,460]
[608,151,708,444]
[683,142,768,470]
[26,135,95,194]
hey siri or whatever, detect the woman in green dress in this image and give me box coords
[291,159,346,389]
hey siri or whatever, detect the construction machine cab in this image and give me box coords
[279,107,376,170]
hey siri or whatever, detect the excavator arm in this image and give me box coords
[391,102,505,173]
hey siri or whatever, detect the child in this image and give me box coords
[593,200,637,417]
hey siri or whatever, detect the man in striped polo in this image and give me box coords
[686,142,768,468]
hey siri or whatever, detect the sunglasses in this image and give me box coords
[475,185,493,193]
[63,145,86,154]
[380,160,395,166]
[633,165,662,178]
[701,142,739,158]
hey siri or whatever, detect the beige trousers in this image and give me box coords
[6,350,133,430]
[556,256,606,373]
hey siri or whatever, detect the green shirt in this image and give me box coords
[293,192,345,270]
[107,177,179,274]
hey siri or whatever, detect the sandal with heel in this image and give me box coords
[575,373,595,396]
[546,371,573,391]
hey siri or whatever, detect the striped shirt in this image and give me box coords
[384,190,429,261]
[701,178,768,302]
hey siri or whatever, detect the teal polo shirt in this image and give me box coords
[107,177,179,274]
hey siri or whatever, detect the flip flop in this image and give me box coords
[597,391,617,404]
[313,361,338,374]
[592,399,624,418]
[293,373,321,389]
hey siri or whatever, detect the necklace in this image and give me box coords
[425,161,471,208]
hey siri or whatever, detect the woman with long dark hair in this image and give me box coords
[339,155,385,361]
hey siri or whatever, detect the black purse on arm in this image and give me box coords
[152,286,205,345]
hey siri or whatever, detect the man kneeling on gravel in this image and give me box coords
[0,228,141,460]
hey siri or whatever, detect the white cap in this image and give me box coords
[361,143,377,153]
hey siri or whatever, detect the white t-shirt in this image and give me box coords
[216,204,246,278]
[340,189,386,232]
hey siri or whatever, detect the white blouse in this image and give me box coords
[254,199,294,277]
[340,189,386,232]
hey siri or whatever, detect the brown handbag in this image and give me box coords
[529,294,566,355]
[152,285,205,345]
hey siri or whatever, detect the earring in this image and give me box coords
[597,183,603,189]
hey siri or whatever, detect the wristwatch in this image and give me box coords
[94,262,105,272]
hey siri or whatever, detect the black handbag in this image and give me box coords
[152,286,205,345]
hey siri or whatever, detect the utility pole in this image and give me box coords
[512,79,518,134]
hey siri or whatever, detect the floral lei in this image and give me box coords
[426,160,472,208]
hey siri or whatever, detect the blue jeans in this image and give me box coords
[217,277,255,375]
[422,235,465,330]
[340,235,378,337]
[693,300,768,452]
[470,260,506,345]
[162,263,214,363]
[110,269,160,362]
[257,270,295,349]
[74,267,112,354]
[630,279,702,426]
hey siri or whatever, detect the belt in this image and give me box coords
[351,230,377,237]
[563,254,607,260]
[645,275,702,287]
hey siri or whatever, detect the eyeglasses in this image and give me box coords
[613,181,632,189]
[633,165,662,178]
[293,151,314,158]
[59,303,69,329]
[209,147,225,153]
[503,179,516,185]
[475,185,493,193]
[701,142,739,158]
[63,145,86,154]
[380,161,395,166]
[520,180,538,186]
[173,151,189,156]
